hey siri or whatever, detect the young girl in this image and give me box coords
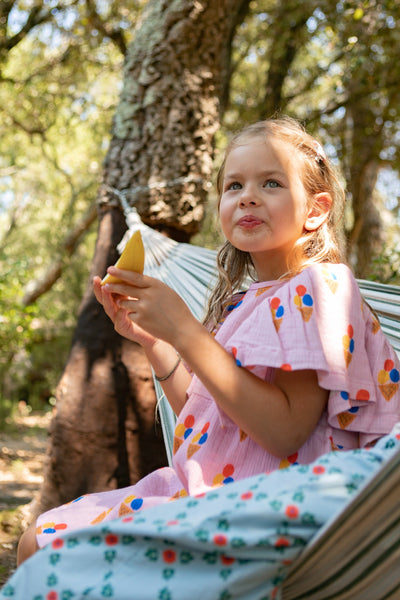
[17,116,400,564]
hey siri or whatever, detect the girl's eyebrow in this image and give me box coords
[224,169,286,180]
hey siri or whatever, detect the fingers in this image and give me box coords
[92,276,103,304]
[113,305,134,334]
[93,275,122,320]
[94,274,147,342]
[103,282,140,298]
[94,268,178,344]
[116,298,139,317]
[105,267,149,287]
[100,268,156,301]
[102,288,120,318]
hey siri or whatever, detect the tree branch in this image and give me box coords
[22,202,98,306]
[84,0,127,56]
[1,6,51,52]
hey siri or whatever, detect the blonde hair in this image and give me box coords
[204,115,346,328]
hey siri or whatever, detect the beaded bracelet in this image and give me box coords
[154,355,181,382]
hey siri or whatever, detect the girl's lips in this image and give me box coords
[238,216,263,229]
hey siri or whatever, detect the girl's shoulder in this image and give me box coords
[286,262,358,297]
[248,262,361,321]
[247,262,356,297]
[223,290,247,311]
[224,263,358,318]
[294,261,354,283]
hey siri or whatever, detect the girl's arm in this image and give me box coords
[93,276,191,415]
[176,325,328,458]
[105,268,328,459]
[141,338,192,416]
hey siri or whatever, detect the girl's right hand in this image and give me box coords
[93,276,158,349]
[93,275,191,416]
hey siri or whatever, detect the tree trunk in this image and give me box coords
[345,102,384,278]
[348,159,381,278]
[259,0,312,117]
[38,0,250,513]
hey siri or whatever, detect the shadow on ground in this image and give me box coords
[0,411,51,586]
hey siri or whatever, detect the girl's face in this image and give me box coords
[219,136,313,281]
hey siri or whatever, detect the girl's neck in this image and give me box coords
[251,244,308,282]
[252,256,292,283]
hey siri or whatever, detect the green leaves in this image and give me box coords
[0,2,144,409]
[1,0,400,409]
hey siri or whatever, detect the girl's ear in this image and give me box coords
[304,193,332,231]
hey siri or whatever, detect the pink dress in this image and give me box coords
[36,262,400,547]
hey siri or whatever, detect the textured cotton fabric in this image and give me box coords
[36,262,400,548]
[3,425,400,600]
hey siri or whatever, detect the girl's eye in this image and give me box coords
[264,179,280,188]
[227,181,242,191]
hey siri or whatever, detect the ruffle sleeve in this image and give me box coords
[214,263,400,447]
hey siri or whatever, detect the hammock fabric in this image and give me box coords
[2,426,400,600]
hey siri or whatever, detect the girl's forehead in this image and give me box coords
[231,134,294,157]
[226,135,298,171]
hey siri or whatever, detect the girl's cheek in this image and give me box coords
[218,206,230,231]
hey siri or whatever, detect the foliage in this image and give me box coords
[370,244,400,284]
[0,0,400,409]
[0,1,146,407]
[221,0,400,275]
[0,252,38,406]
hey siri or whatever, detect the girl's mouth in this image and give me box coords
[238,216,263,229]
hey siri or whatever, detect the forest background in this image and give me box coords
[1,0,400,512]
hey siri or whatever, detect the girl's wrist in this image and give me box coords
[143,339,178,374]
[154,354,181,382]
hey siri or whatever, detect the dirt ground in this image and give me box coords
[0,410,51,587]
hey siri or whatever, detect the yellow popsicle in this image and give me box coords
[101,230,145,285]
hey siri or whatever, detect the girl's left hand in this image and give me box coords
[102,266,196,347]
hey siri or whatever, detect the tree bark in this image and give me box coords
[101,0,250,238]
[38,0,251,512]
[259,0,312,117]
[345,102,384,278]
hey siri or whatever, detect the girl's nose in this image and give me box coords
[239,184,259,206]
